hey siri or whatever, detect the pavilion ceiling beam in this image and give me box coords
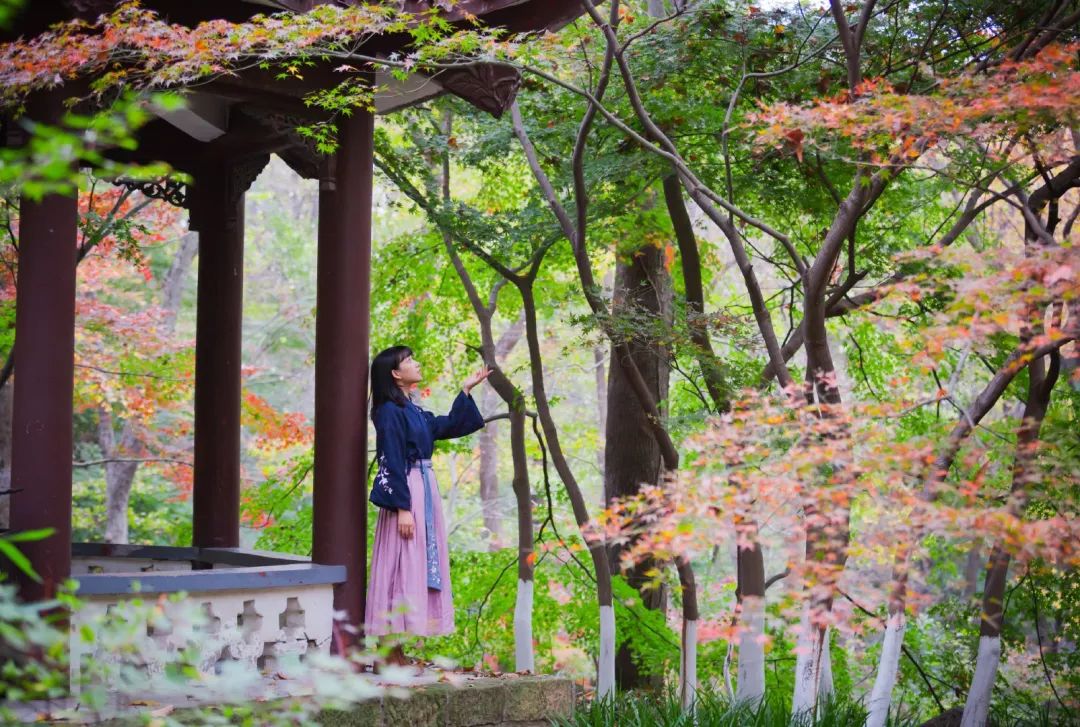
[156,93,230,142]
[201,83,329,122]
[105,116,293,178]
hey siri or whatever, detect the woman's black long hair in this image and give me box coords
[370,345,413,419]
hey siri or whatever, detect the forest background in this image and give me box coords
[0,0,1078,725]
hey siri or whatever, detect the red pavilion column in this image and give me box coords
[7,90,78,600]
[190,163,245,549]
[313,104,373,632]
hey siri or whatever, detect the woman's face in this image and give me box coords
[392,354,422,388]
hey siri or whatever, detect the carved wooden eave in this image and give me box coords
[433,63,521,119]
[233,106,324,180]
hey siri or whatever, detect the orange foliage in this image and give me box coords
[241,389,314,452]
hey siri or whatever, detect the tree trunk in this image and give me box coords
[865,575,907,727]
[519,284,616,698]
[791,185,861,715]
[478,317,523,550]
[99,408,141,544]
[100,231,197,544]
[435,111,540,672]
[818,632,834,701]
[477,393,501,550]
[666,174,768,705]
[593,345,607,482]
[736,594,767,704]
[792,323,848,716]
[509,404,535,672]
[510,90,674,701]
[478,323,531,670]
[793,606,832,714]
[160,231,198,330]
[605,237,673,691]
[661,175,728,412]
[593,270,613,484]
[963,545,982,600]
[961,633,1002,727]
[735,538,767,704]
[677,557,700,710]
[962,169,1067,727]
[793,498,848,714]
[961,351,1058,727]
[865,340,1068,727]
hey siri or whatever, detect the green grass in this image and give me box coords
[555,689,1079,727]
[554,690,897,727]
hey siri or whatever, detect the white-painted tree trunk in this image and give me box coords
[598,605,616,699]
[865,613,906,727]
[735,596,766,704]
[792,606,826,716]
[680,618,698,710]
[513,578,535,673]
[818,632,834,702]
[960,636,1001,727]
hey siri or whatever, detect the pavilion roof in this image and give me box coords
[3,1,584,44]
[2,0,584,180]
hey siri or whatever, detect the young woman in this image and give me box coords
[364,345,490,649]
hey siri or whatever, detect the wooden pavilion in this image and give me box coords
[1,0,580,651]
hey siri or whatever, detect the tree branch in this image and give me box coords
[73,457,192,468]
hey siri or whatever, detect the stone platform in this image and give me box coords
[11,674,576,725]
[321,675,576,727]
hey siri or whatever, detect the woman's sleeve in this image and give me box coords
[372,405,411,511]
[429,390,485,440]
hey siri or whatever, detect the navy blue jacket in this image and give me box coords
[370,390,485,511]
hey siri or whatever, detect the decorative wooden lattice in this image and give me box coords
[114,177,188,208]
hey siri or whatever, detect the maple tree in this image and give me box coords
[3,0,1079,722]
[523,0,1080,720]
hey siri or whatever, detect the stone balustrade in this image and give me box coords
[69,544,344,687]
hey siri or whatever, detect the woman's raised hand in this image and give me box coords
[462,364,492,395]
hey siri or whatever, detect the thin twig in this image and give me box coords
[73,457,192,468]
[74,363,190,381]
[764,568,790,591]
[1029,572,1068,713]
[840,589,946,711]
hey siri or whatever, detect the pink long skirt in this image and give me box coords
[364,464,454,637]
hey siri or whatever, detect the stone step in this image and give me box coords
[320,675,576,727]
